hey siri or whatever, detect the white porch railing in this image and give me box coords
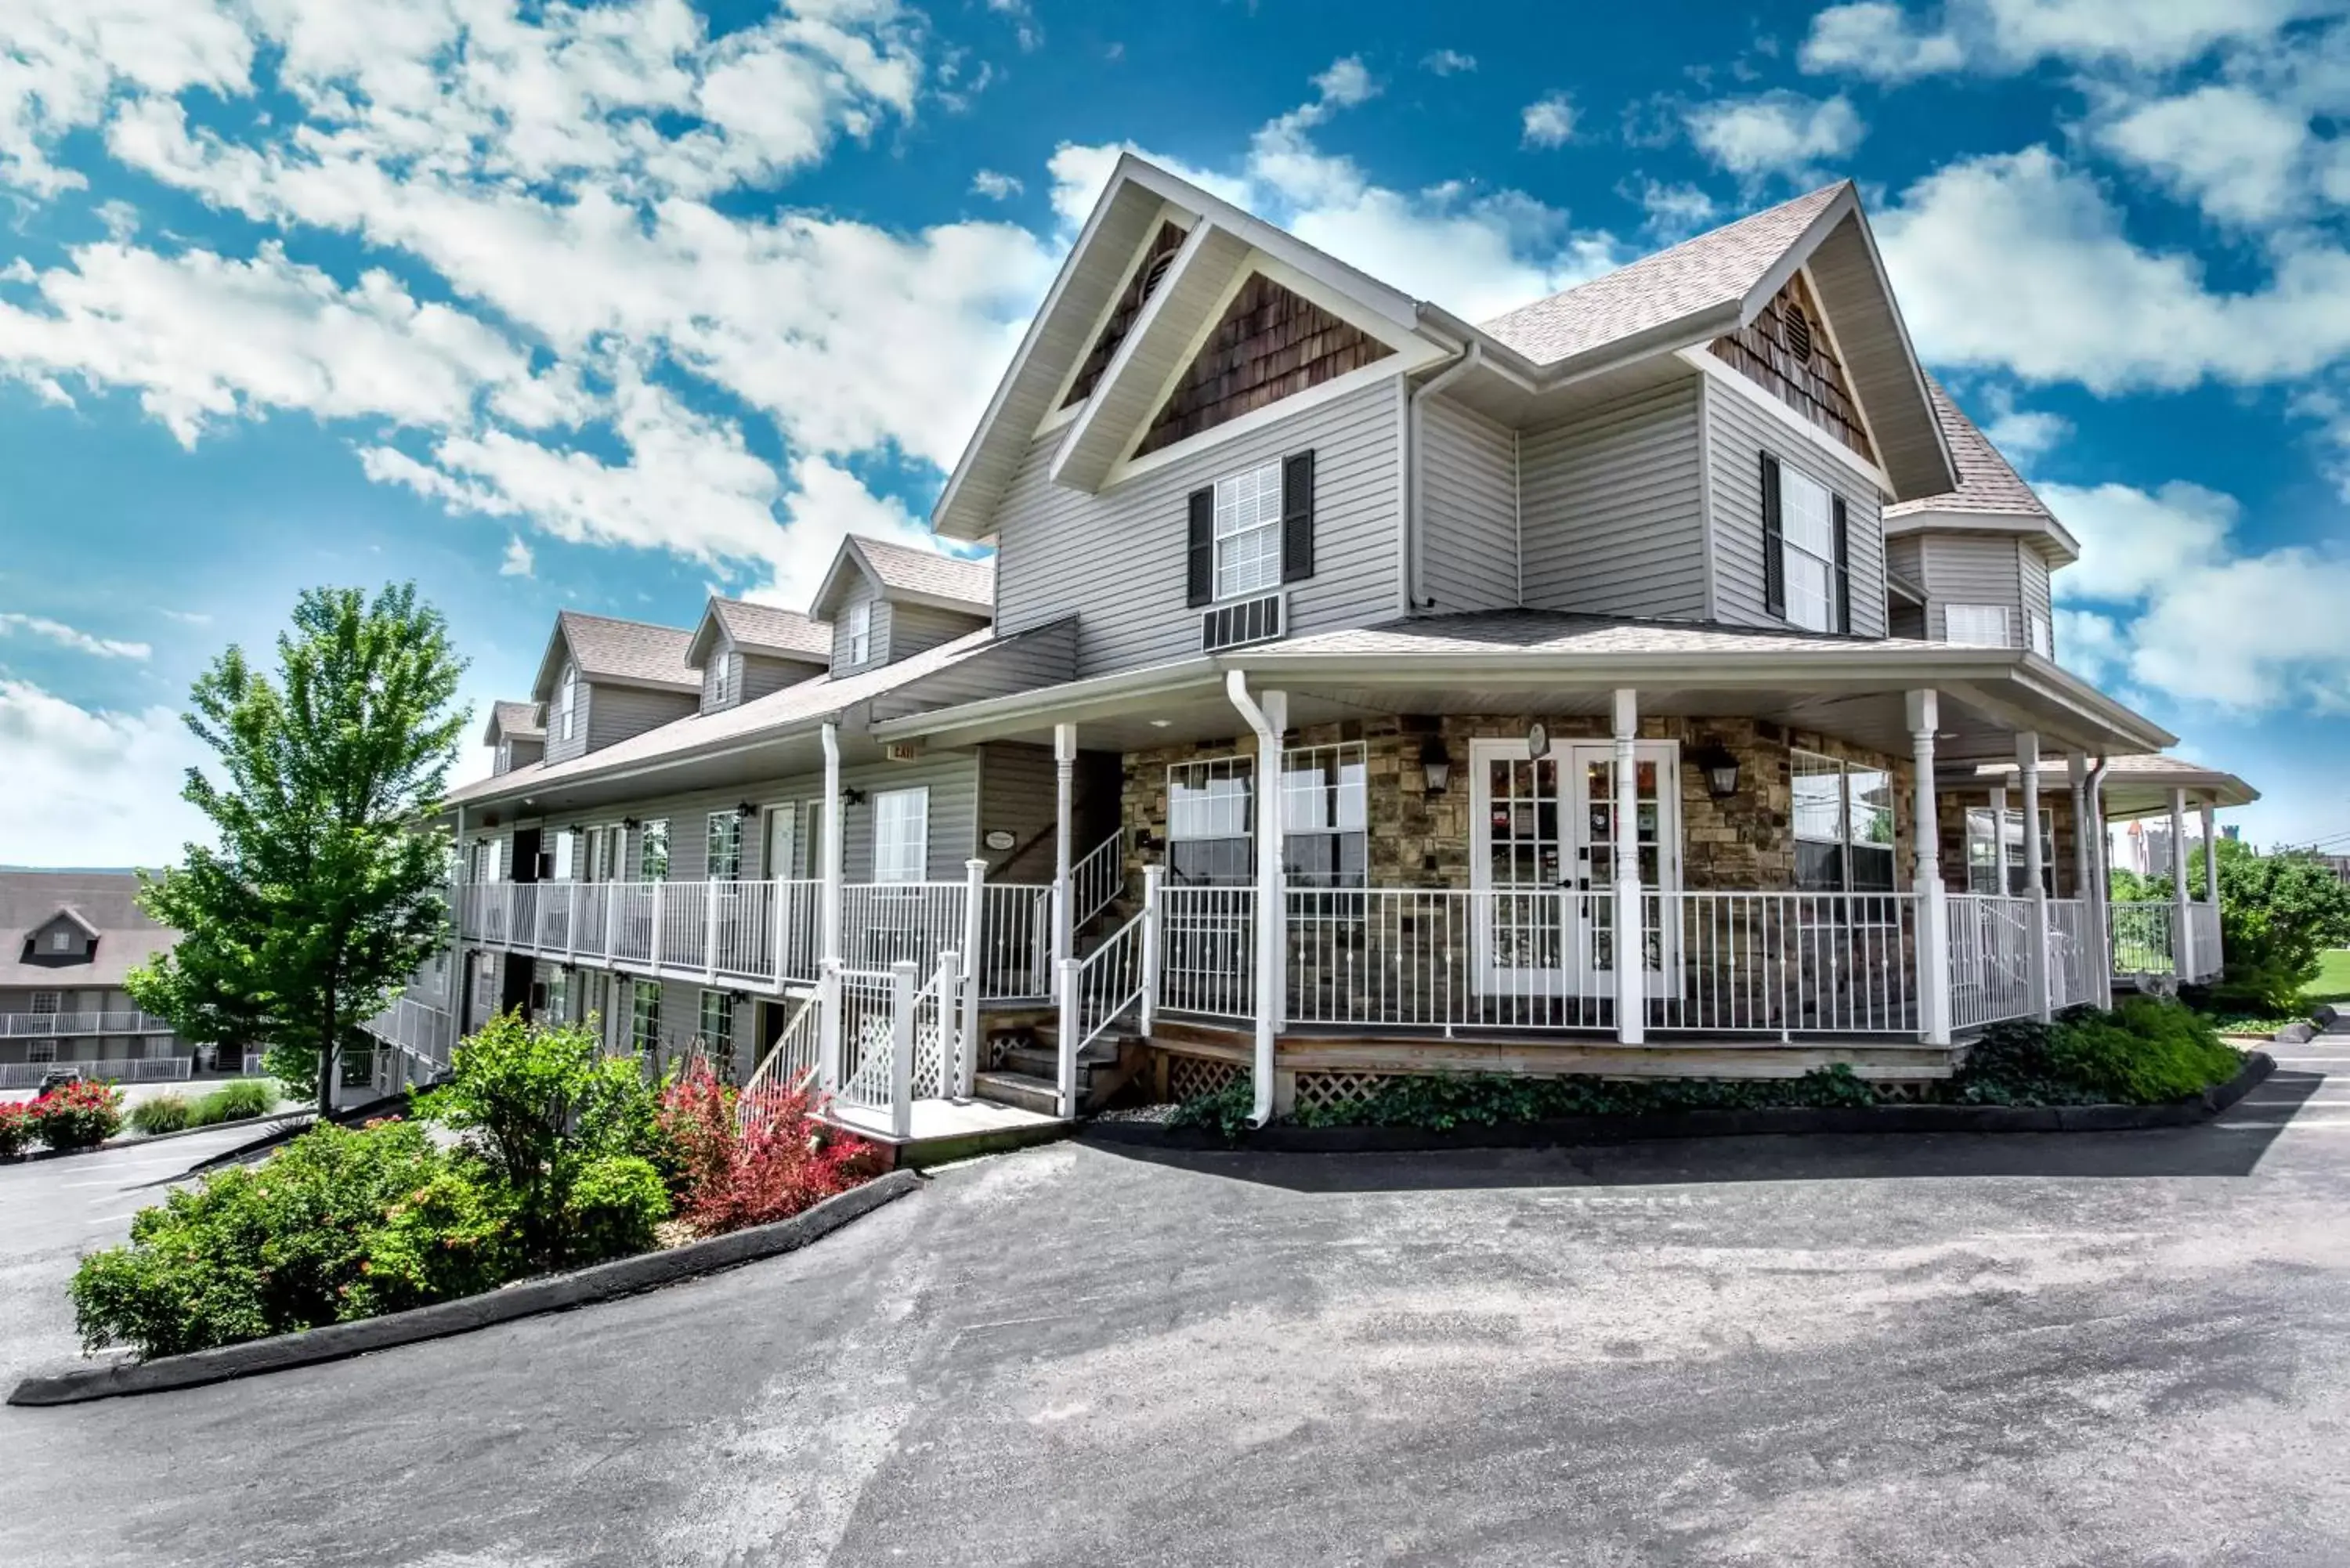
[1654,892,1922,1035]
[841,882,965,976]
[361,995,457,1066]
[1056,908,1148,1115]
[1070,832,1126,930]
[1948,893,2034,1031]
[974,883,1054,1000]
[2110,900,2177,977]
[739,998,822,1129]
[1159,886,1257,1021]
[2186,901,2224,983]
[1,1011,175,1039]
[2046,898,2100,1010]
[0,1057,191,1089]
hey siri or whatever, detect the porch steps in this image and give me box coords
[971,1031,1146,1115]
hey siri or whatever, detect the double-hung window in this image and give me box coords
[698,989,734,1073]
[559,663,578,741]
[1946,604,2011,648]
[1965,809,2056,895]
[706,812,743,882]
[31,991,60,1016]
[847,601,873,665]
[553,829,577,882]
[630,981,661,1056]
[545,968,569,1024]
[1280,744,1368,889]
[1166,745,1368,888]
[872,788,928,883]
[1213,461,1284,602]
[1777,466,1838,632]
[638,819,670,882]
[27,1039,56,1064]
[1792,751,1897,894]
[2026,611,2052,659]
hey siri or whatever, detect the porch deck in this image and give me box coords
[824,1096,1068,1164]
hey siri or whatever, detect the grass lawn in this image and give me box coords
[2307,949,2350,1008]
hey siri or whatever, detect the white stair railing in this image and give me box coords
[738,999,822,1129]
[1055,908,1148,1118]
[1070,832,1126,931]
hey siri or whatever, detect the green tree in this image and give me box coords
[2138,840,2350,1013]
[130,585,467,1108]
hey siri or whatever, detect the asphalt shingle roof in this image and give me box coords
[710,599,831,661]
[1884,377,2055,522]
[1477,185,1844,366]
[555,611,700,692]
[1,871,180,988]
[851,537,994,610]
[487,700,545,742]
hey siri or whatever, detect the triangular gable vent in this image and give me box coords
[1064,220,1188,409]
[1137,272,1393,459]
[1710,271,1877,468]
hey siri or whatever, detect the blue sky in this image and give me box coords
[2,0,2346,865]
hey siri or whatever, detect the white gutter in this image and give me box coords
[1404,342,1483,615]
[1224,670,1283,1129]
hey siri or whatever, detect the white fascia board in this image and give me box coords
[1049,221,1251,493]
[1882,507,2082,566]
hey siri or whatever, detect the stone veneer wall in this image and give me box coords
[1119,714,1921,893]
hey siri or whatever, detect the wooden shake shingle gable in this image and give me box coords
[1711,272,1877,468]
[1063,220,1188,410]
[1136,273,1394,459]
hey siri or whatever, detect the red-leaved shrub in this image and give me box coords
[32,1078,125,1151]
[0,1100,35,1159]
[655,1058,870,1237]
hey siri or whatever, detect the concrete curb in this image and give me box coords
[7,1169,922,1407]
[1086,1053,2277,1155]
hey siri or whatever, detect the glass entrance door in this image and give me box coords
[1565,743,1679,999]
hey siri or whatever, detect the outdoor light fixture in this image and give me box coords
[1419,736,1452,795]
[736,801,758,819]
[841,786,868,807]
[624,816,641,829]
[1695,742,1741,798]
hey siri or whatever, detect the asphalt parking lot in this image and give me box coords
[1,1040,2345,1566]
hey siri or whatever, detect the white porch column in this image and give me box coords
[2018,732,2051,1022]
[818,719,845,1093]
[1051,722,1076,996]
[959,858,986,1097]
[1908,692,1950,1046]
[2069,754,2092,901]
[1611,688,1644,1046]
[1990,786,2010,894]
[1139,864,1163,1039]
[2170,786,2195,982]
[2200,800,2219,903]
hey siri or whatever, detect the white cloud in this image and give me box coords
[0,0,253,195]
[499,534,534,577]
[1970,384,2072,459]
[0,680,212,867]
[2096,84,2316,226]
[1309,57,1378,113]
[1628,178,1720,239]
[1684,91,1864,181]
[1877,146,2350,392]
[0,240,526,445]
[1520,93,1577,149]
[970,168,1021,200]
[1799,2,1964,79]
[1422,49,1477,75]
[0,612,151,659]
[1801,0,2340,79]
[2042,477,2350,713]
[747,455,944,607]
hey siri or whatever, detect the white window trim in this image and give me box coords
[706,811,743,882]
[1211,459,1285,605]
[872,787,929,883]
[1946,603,2012,648]
[637,818,671,883]
[30,991,60,1015]
[847,601,873,666]
[559,663,578,741]
[1776,463,1838,634]
[1165,746,1369,887]
[1791,750,1898,895]
[2027,610,2052,659]
[27,1039,56,1063]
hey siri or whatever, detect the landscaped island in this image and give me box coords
[68,1014,871,1361]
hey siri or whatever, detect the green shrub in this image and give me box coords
[414,1010,669,1265]
[560,1154,670,1266]
[33,1080,125,1150]
[1945,1015,2102,1106]
[69,1118,458,1357]
[1168,1078,1256,1141]
[2050,997,2241,1104]
[128,1095,193,1136]
[343,1164,521,1318]
[190,1079,277,1126]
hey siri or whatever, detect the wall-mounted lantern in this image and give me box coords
[1694,742,1741,799]
[1419,736,1453,795]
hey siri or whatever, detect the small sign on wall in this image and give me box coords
[983,829,1016,851]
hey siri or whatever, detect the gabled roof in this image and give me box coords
[2,871,179,988]
[686,598,831,668]
[1480,186,1846,365]
[1952,753,2258,818]
[530,611,700,703]
[1885,378,2080,562]
[810,535,994,621]
[483,700,545,747]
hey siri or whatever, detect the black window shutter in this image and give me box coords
[1831,494,1851,634]
[1760,453,1785,618]
[1281,449,1316,584]
[1185,488,1214,607]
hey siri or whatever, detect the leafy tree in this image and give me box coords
[130,585,467,1108]
[2131,840,2350,1013]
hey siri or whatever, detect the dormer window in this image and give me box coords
[848,602,872,665]
[559,663,578,740]
[46,930,74,954]
[710,654,737,707]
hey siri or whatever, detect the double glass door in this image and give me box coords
[1471,738,1679,998]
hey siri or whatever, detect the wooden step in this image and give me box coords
[972,1070,1061,1117]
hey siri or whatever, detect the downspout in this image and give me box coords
[1226,670,1283,1129]
[1402,341,1483,617]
